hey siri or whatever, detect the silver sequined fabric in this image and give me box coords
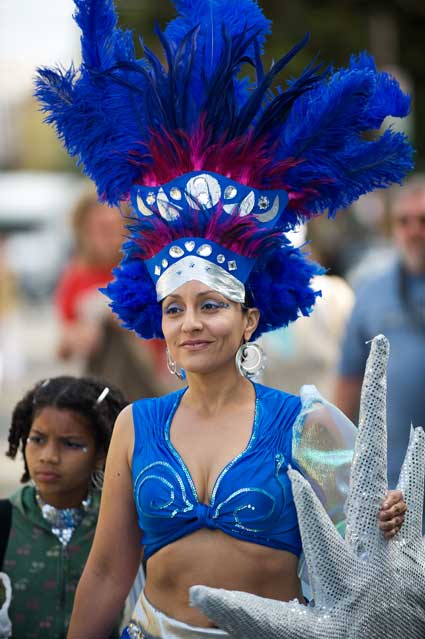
[36,492,91,547]
[191,334,425,638]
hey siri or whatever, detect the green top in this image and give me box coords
[3,485,120,639]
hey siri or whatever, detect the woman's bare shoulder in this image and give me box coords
[108,404,135,464]
[115,403,134,427]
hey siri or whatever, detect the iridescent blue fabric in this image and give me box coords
[132,384,302,561]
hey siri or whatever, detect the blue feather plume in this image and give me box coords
[35,0,414,217]
[165,0,270,100]
[276,55,414,217]
[35,0,412,341]
[36,0,150,202]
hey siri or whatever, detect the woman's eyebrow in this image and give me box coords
[164,291,216,301]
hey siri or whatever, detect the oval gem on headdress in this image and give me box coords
[239,191,255,217]
[146,192,156,206]
[169,245,184,258]
[170,187,182,200]
[224,185,237,199]
[186,174,221,210]
[228,260,237,271]
[162,259,169,268]
[258,195,270,210]
[185,241,195,252]
[154,265,161,276]
[217,254,225,264]
[197,244,213,257]
[157,188,180,221]
[136,195,154,217]
[254,195,280,223]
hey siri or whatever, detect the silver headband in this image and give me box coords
[155,255,245,302]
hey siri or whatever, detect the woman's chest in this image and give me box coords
[169,410,255,503]
[134,412,292,520]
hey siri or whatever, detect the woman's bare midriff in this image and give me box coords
[144,528,303,627]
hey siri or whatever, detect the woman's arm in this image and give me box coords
[67,405,141,639]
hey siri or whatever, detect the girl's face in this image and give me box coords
[161,280,259,377]
[25,406,104,508]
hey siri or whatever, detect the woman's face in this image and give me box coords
[161,280,259,376]
[25,407,103,508]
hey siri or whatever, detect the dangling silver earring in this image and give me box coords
[91,467,104,490]
[166,349,186,381]
[235,342,266,380]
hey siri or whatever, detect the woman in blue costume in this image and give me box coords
[35,1,413,637]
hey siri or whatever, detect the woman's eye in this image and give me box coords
[27,435,44,445]
[202,300,229,311]
[164,305,183,315]
[202,302,220,311]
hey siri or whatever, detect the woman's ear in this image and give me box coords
[243,307,260,342]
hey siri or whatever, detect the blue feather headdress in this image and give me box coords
[35,0,414,339]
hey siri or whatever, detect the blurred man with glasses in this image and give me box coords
[335,175,425,525]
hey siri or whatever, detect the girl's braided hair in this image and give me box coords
[6,375,128,483]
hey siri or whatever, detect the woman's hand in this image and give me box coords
[378,489,407,539]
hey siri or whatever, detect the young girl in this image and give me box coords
[0,376,127,639]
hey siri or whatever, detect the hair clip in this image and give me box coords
[95,387,110,405]
[32,379,51,405]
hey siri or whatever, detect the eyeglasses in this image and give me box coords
[394,214,425,228]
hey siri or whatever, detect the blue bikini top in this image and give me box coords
[132,383,302,561]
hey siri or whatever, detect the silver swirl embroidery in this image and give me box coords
[134,461,194,519]
[212,487,276,532]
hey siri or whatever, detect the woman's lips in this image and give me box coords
[180,341,212,350]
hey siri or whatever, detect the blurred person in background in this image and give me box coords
[335,174,425,503]
[262,227,354,397]
[0,234,25,390]
[55,189,170,401]
[0,376,127,639]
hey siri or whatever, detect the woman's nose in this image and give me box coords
[181,308,203,332]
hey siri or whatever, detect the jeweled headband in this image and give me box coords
[35,0,414,339]
[134,172,289,302]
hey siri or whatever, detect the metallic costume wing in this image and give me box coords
[191,335,425,638]
[292,384,356,592]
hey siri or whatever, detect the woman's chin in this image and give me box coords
[183,359,236,377]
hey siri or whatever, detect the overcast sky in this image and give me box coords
[0,0,80,100]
